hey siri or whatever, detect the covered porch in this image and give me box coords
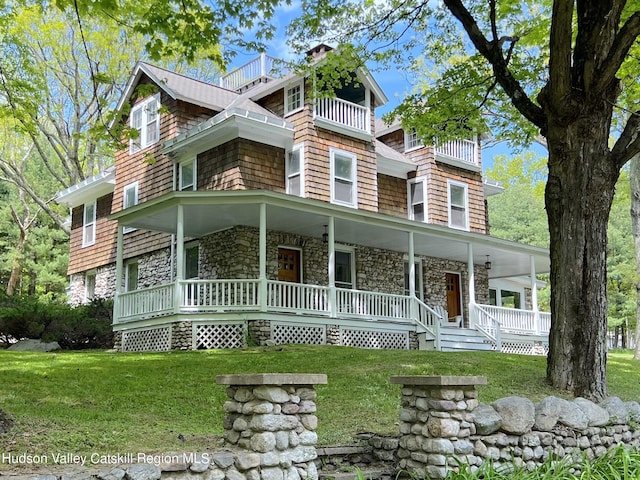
[110,190,550,352]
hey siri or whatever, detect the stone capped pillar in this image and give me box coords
[390,376,487,480]
[216,373,328,480]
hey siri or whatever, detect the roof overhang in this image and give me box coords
[483,178,504,197]
[162,108,295,158]
[55,167,116,208]
[110,190,550,279]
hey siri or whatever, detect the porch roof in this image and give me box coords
[109,190,549,279]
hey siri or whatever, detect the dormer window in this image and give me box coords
[285,81,303,115]
[130,94,160,153]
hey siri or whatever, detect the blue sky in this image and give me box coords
[228,2,548,174]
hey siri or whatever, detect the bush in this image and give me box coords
[0,295,113,349]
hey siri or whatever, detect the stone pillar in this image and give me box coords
[390,376,487,480]
[216,373,328,480]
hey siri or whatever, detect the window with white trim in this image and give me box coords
[85,272,96,302]
[448,180,469,230]
[330,148,357,207]
[125,261,138,292]
[185,243,199,279]
[335,247,355,289]
[407,177,426,222]
[284,81,303,115]
[123,182,139,233]
[130,94,160,153]
[405,130,423,151]
[286,144,304,197]
[82,201,96,247]
[179,159,196,191]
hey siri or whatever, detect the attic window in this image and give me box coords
[130,94,160,153]
[285,81,303,115]
[405,130,423,151]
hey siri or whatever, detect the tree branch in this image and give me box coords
[547,0,573,106]
[611,110,640,168]
[442,0,546,129]
[595,11,640,95]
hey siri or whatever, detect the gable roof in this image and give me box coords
[116,62,239,114]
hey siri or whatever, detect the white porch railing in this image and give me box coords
[315,97,369,133]
[114,281,550,354]
[220,53,279,91]
[474,304,550,335]
[117,284,174,321]
[267,281,329,314]
[336,288,411,321]
[435,139,477,165]
[179,279,259,311]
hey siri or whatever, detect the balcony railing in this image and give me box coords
[435,139,478,165]
[314,97,369,133]
[220,53,280,91]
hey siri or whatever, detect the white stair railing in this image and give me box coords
[470,303,502,351]
[414,299,442,350]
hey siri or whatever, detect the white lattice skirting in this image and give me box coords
[341,328,409,350]
[195,323,246,349]
[122,326,171,352]
[272,323,326,345]
[502,340,549,356]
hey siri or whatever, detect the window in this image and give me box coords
[335,248,355,289]
[330,149,357,207]
[122,182,138,233]
[489,287,523,309]
[82,201,96,247]
[404,261,423,299]
[125,261,138,292]
[130,94,160,153]
[405,130,423,151]
[85,272,96,302]
[286,144,304,196]
[185,244,199,279]
[407,178,426,222]
[285,82,303,115]
[448,180,469,230]
[179,159,196,191]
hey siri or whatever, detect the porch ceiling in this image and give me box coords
[110,190,549,279]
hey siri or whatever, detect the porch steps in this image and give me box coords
[439,327,494,352]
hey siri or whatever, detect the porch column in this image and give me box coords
[530,255,540,335]
[113,225,124,324]
[328,217,336,318]
[408,231,417,321]
[259,203,268,312]
[467,243,475,328]
[175,204,185,313]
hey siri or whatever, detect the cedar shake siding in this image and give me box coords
[68,193,117,275]
[199,139,286,192]
[378,174,408,218]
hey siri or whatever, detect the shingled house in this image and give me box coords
[56,45,550,353]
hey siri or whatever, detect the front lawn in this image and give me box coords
[0,346,638,464]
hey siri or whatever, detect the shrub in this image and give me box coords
[0,295,113,349]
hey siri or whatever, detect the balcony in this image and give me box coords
[220,53,280,92]
[435,138,480,172]
[314,97,370,136]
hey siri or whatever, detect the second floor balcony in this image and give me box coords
[435,138,480,171]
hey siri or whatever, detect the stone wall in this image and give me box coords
[68,264,117,305]
[380,376,640,479]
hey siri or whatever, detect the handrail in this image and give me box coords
[116,283,175,323]
[414,298,441,349]
[220,53,280,91]
[471,303,502,351]
[435,138,477,165]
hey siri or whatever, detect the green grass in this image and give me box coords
[0,346,639,465]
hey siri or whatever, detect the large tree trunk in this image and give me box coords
[630,156,640,360]
[545,116,619,401]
